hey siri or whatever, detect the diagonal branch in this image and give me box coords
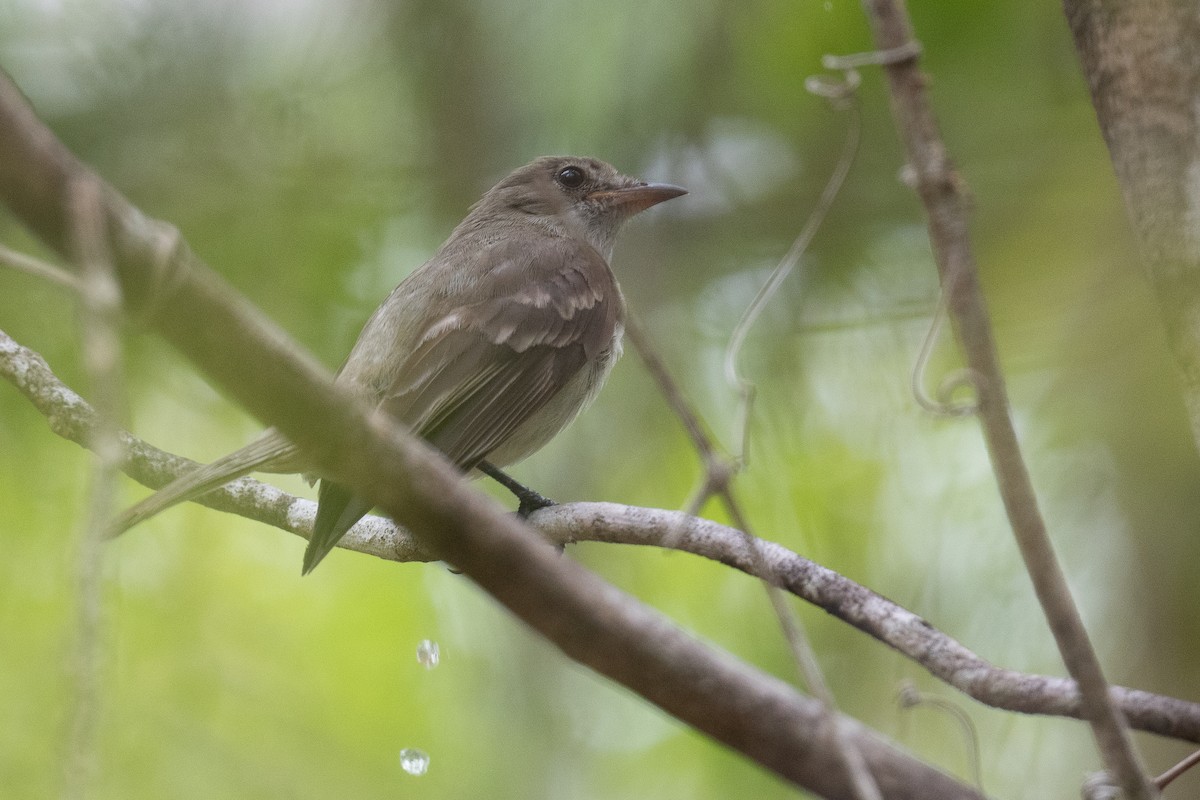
[861,1,1156,797]
[0,68,983,800]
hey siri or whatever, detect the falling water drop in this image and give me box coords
[416,639,440,669]
[399,748,429,776]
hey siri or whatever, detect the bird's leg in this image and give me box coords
[477,461,557,517]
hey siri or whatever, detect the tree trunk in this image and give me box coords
[1065,0,1200,450]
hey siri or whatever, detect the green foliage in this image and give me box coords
[2,0,1198,797]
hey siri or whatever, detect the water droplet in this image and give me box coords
[824,0,832,10]
[399,748,429,776]
[416,639,440,669]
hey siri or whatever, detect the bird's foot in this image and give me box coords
[515,487,557,518]
[477,460,557,517]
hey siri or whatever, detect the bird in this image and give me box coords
[110,155,686,574]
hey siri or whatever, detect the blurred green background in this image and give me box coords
[2,1,1198,798]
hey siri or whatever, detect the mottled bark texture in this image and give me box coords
[1066,0,1200,450]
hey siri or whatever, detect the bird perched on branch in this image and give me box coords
[111,155,686,574]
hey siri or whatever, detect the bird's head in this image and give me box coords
[479,156,687,257]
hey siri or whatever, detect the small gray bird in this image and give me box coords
[112,156,686,574]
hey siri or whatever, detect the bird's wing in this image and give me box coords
[381,241,620,470]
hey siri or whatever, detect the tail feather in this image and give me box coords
[301,479,373,575]
[108,431,297,537]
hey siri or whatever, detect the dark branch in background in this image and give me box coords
[1063,0,1200,454]
[4,325,1200,749]
[0,70,984,799]
[862,1,1156,797]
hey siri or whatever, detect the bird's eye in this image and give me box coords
[555,165,586,189]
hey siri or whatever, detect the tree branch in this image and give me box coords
[861,1,1156,796]
[0,68,983,799]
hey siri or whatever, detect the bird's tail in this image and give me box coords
[301,479,373,575]
[108,430,298,538]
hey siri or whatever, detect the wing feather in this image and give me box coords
[378,239,620,470]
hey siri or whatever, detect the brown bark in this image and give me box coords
[1065,0,1200,451]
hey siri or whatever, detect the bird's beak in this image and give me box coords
[587,182,688,214]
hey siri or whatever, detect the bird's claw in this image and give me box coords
[516,489,557,518]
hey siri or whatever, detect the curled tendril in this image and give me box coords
[895,680,984,793]
[724,57,864,466]
[725,41,933,460]
[911,285,981,417]
[822,40,923,70]
[804,68,861,109]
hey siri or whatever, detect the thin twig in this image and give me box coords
[1154,748,1200,790]
[723,75,861,466]
[704,60,883,799]
[723,487,883,800]
[0,241,81,290]
[628,79,877,799]
[860,1,1156,797]
[629,316,882,800]
[626,316,724,470]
